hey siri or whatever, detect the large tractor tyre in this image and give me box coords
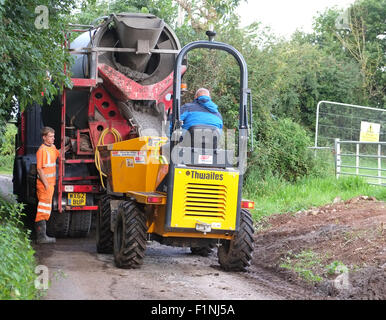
[46,211,71,238]
[69,211,92,238]
[190,244,215,257]
[218,209,254,272]
[113,201,147,269]
[96,195,114,254]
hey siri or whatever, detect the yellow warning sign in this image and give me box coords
[360,121,380,142]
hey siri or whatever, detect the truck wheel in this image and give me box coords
[13,156,23,197]
[218,209,254,272]
[46,211,71,238]
[69,211,92,238]
[190,245,214,257]
[96,195,114,253]
[113,201,147,269]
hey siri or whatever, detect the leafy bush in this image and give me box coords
[247,118,317,183]
[0,124,17,174]
[0,198,39,300]
[0,124,17,156]
[0,155,14,174]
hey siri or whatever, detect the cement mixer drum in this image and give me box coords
[93,13,181,85]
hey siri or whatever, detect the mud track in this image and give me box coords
[1,175,383,300]
[253,196,386,300]
[33,231,323,300]
[33,196,385,300]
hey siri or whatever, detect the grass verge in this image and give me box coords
[245,173,386,221]
[0,197,40,299]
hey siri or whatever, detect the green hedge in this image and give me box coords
[246,118,323,183]
[0,124,17,175]
[0,198,39,300]
[0,155,14,174]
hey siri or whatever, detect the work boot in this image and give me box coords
[35,220,56,244]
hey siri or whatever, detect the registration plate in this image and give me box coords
[195,222,211,233]
[68,193,86,206]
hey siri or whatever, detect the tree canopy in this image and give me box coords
[310,0,385,107]
[0,0,87,125]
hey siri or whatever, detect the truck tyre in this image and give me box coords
[218,209,254,272]
[69,211,92,238]
[96,195,114,253]
[113,201,147,269]
[13,157,23,198]
[46,211,71,238]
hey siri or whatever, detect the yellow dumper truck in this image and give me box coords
[96,31,255,271]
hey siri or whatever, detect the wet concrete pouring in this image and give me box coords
[32,196,385,300]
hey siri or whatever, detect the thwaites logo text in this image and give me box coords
[186,170,224,181]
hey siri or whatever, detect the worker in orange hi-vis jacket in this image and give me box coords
[35,126,60,244]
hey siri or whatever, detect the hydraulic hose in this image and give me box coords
[95,128,122,189]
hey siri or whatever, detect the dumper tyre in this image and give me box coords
[218,209,254,272]
[69,211,92,238]
[46,210,70,238]
[114,200,147,269]
[96,195,114,253]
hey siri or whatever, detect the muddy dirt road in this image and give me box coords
[253,196,386,300]
[1,174,313,300]
[31,196,386,300]
[2,175,384,300]
[33,229,319,300]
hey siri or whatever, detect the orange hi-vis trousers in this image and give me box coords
[35,182,55,222]
[35,144,59,222]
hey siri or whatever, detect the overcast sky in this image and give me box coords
[237,0,356,38]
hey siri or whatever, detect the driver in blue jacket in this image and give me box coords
[180,88,223,132]
[163,88,223,162]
